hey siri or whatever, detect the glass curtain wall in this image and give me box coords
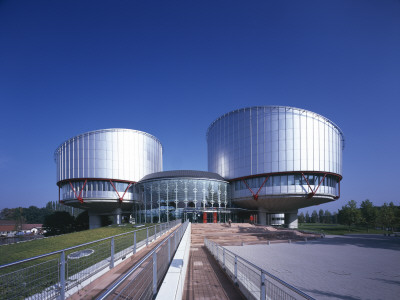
[137,178,230,223]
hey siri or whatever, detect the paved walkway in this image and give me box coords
[183,224,245,300]
[69,228,176,299]
[68,223,320,299]
[226,234,400,300]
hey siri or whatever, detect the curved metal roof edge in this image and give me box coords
[206,106,345,148]
[139,170,227,182]
[54,128,163,161]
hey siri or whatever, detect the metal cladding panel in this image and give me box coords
[55,128,163,183]
[207,106,344,179]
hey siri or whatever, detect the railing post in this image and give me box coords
[174,231,177,250]
[153,252,157,297]
[146,227,149,246]
[110,237,115,268]
[234,255,238,285]
[260,271,266,300]
[133,231,137,254]
[155,225,157,239]
[168,237,171,262]
[59,251,65,300]
[223,248,226,269]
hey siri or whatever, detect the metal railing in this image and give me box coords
[204,238,315,300]
[0,220,181,300]
[97,220,189,300]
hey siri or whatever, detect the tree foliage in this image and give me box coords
[338,200,361,231]
[378,202,397,233]
[43,211,75,236]
[311,210,318,223]
[298,212,305,224]
[360,199,377,232]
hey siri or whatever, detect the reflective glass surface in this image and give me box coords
[55,129,163,183]
[207,106,344,179]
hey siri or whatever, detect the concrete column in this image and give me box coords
[285,210,298,229]
[88,212,101,229]
[258,208,267,225]
[113,208,122,225]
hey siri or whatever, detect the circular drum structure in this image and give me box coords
[54,129,163,225]
[207,106,344,226]
[137,170,230,223]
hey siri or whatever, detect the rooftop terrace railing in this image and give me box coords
[0,220,181,300]
[204,238,315,300]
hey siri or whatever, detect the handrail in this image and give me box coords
[0,221,177,270]
[97,220,189,300]
[204,237,315,300]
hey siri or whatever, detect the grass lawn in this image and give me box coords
[298,223,383,235]
[0,222,171,299]
[0,223,155,266]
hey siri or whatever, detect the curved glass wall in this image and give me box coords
[60,180,136,201]
[137,178,230,223]
[233,173,340,198]
[207,106,344,179]
[54,128,163,183]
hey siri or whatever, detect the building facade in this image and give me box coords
[54,128,163,228]
[55,106,344,228]
[207,106,344,227]
[136,170,230,223]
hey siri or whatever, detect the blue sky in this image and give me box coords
[0,0,399,213]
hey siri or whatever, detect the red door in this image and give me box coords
[203,212,207,223]
[213,212,217,223]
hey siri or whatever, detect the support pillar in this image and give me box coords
[113,208,122,225]
[258,208,267,225]
[285,210,298,229]
[88,212,102,229]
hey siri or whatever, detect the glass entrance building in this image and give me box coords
[137,170,230,223]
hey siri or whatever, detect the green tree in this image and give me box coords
[318,209,324,223]
[43,211,75,236]
[379,202,396,234]
[360,199,377,232]
[75,211,89,231]
[298,212,305,224]
[13,207,25,231]
[305,211,310,223]
[332,211,338,224]
[338,200,361,231]
[0,208,16,220]
[324,210,332,224]
[311,210,318,223]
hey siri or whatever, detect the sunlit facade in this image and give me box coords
[54,128,163,228]
[55,107,343,229]
[207,106,344,227]
[136,170,230,223]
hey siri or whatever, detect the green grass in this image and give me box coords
[298,223,383,235]
[0,223,154,266]
[0,223,161,299]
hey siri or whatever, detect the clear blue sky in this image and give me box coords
[0,0,399,213]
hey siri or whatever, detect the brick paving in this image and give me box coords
[183,224,246,300]
[69,223,319,299]
[182,223,319,300]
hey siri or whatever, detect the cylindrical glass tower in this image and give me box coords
[54,128,163,227]
[207,106,344,227]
